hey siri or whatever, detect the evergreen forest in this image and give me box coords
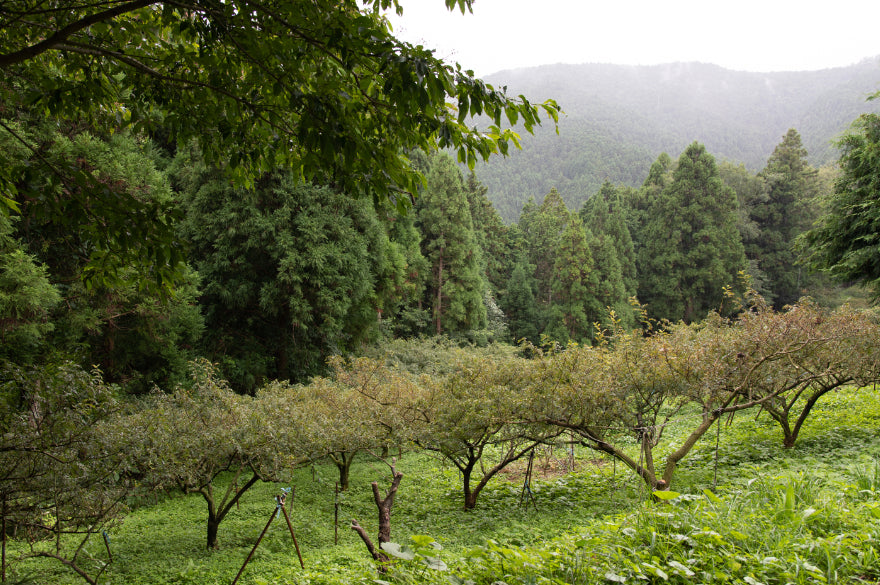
[3,2,880,584]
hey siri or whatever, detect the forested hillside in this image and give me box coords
[476,59,880,222]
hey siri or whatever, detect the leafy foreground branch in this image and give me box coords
[0,0,559,208]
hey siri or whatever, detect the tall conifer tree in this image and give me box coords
[581,181,638,328]
[417,154,486,335]
[718,161,770,295]
[638,143,746,322]
[504,258,541,344]
[465,171,515,301]
[547,214,601,342]
[753,129,819,308]
[518,188,570,305]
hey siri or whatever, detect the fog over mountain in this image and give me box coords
[474,58,880,223]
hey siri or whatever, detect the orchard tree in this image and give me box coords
[723,298,880,448]
[0,362,134,584]
[804,112,880,295]
[525,318,704,490]
[410,351,559,509]
[126,360,300,549]
[259,356,421,490]
[528,294,880,491]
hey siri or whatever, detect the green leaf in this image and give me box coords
[642,563,668,580]
[421,556,448,571]
[380,541,415,560]
[667,560,694,577]
[604,572,627,583]
[703,488,722,504]
[410,534,438,548]
[652,490,681,500]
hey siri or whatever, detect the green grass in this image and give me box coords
[8,386,880,584]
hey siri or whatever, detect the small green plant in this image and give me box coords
[379,534,448,581]
[853,459,880,494]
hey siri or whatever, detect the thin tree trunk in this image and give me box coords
[201,471,262,549]
[436,247,444,335]
[206,512,221,550]
[461,465,476,510]
[351,462,403,573]
[2,494,6,583]
[350,520,390,568]
[784,381,848,448]
[372,468,403,544]
[661,412,720,486]
[332,451,356,491]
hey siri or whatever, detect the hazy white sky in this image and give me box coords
[387,1,880,77]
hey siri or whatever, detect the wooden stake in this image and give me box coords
[2,494,6,584]
[519,450,537,510]
[279,500,304,569]
[231,496,281,585]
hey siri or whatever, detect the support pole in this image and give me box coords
[713,414,722,489]
[2,494,6,584]
[519,450,537,510]
[231,494,282,585]
[279,497,304,569]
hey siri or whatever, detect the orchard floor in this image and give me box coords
[9,385,880,584]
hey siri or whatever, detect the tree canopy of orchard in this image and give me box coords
[0,0,559,208]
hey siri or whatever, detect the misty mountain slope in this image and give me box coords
[475,59,880,222]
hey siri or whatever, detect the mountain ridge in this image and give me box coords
[474,58,880,222]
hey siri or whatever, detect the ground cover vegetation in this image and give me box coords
[4,2,880,584]
[8,375,880,584]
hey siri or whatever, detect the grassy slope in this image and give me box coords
[11,386,880,584]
